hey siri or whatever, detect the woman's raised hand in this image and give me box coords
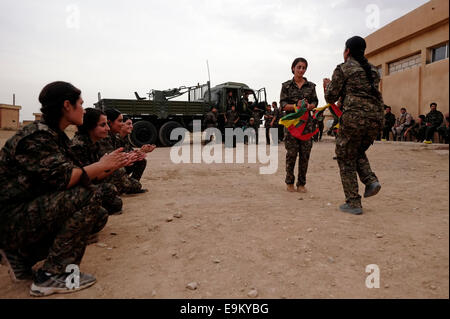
[99,148,128,171]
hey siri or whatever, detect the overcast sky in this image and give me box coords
[0,0,429,120]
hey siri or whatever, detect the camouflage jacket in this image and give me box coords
[225,110,240,126]
[117,135,135,153]
[71,132,102,166]
[0,121,79,205]
[325,56,384,120]
[264,110,275,127]
[98,131,121,157]
[205,111,218,127]
[279,77,318,133]
[272,107,280,120]
[252,109,263,126]
[425,110,444,127]
[226,96,236,109]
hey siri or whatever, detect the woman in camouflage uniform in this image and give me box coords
[119,116,155,181]
[280,57,318,193]
[98,108,146,194]
[71,108,126,215]
[324,36,384,215]
[0,81,129,296]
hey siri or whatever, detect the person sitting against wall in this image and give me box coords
[392,107,413,141]
[437,112,449,144]
[404,114,426,142]
[423,102,444,144]
[381,105,396,141]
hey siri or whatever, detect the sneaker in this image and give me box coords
[424,140,432,144]
[30,269,96,297]
[381,139,386,142]
[364,182,381,198]
[339,203,363,215]
[297,185,307,193]
[0,249,33,282]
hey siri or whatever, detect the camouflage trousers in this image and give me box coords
[285,132,313,186]
[107,167,142,194]
[98,182,123,214]
[336,112,382,208]
[125,159,147,182]
[0,184,110,274]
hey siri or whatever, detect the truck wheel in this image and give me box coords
[131,121,157,147]
[159,121,185,147]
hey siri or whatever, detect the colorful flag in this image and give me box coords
[279,100,319,141]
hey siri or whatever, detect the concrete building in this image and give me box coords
[22,113,42,127]
[33,113,42,121]
[365,0,449,119]
[0,104,21,130]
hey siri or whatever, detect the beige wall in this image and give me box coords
[422,58,449,116]
[366,0,449,55]
[365,0,449,119]
[0,105,21,130]
[382,67,421,116]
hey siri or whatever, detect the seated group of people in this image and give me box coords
[0,81,155,297]
[381,102,449,144]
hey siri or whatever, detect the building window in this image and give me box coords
[388,53,421,75]
[430,43,449,63]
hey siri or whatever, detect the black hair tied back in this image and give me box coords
[345,36,381,100]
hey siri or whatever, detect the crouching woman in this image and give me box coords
[0,81,128,296]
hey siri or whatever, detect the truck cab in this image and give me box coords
[204,82,267,127]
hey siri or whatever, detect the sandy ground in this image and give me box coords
[0,129,448,299]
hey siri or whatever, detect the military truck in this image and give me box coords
[94,81,267,147]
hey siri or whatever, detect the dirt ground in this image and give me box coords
[0,129,448,299]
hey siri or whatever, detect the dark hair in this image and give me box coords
[401,107,406,111]
[122,115,131,122]
[345,36,381,100]
[419,115,426,120]
[430,102,437,107]
[385,105,391,110]
[77,108,105,135]
[104,108,122,122]
[39,81,81,130]
[272,101,277,106]
[291,58,308,74]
